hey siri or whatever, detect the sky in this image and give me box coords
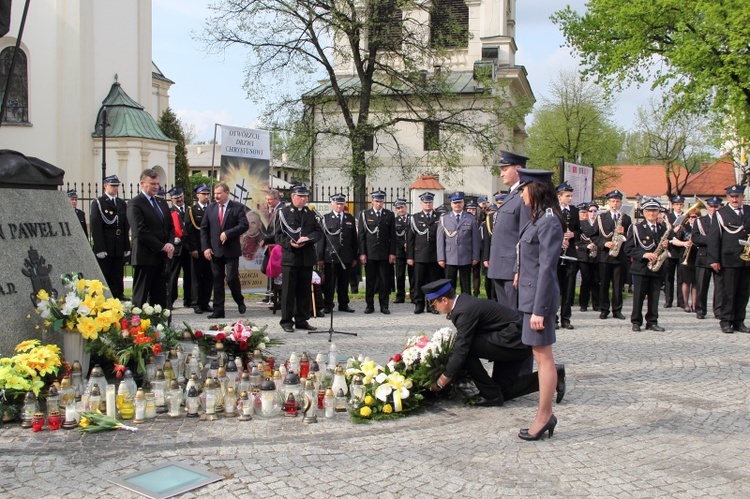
[152,0,654,143]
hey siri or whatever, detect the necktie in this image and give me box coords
[736,208,743,217]
[339,213,343,223]
[150,197,163,219]
[219,204,225,226]
[650,224,656,236]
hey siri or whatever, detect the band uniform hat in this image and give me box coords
[725,184,744,195]
[156,187,166,197]
[449,191,465,202]
[330,193,346,204]
[168,187,184,198]
[494,192,506,201]
[371,189,386,200]
[394,198,407,208]
[435,205,449,215]
[66,189,78,198]
[706,196,723,207]
[588,201,599,209]
[556,182,574,193]
[659,206,668,213]
[103,174,121,185]
[487,204,498,214]
[518,168,554,188]
[670,195,685,203]
[419,192,435,202]
[465,200,478,209]
[292,185,310,196]
[194,184,210,194]
[422,278,453,301]
[477,195,488,204]
[605,189,624,199]
[576,202,588,210]
[641,197,661,211]
[498,150,529,168]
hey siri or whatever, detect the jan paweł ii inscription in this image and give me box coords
[0,189,107,356]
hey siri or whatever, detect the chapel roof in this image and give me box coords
[91,81,174,143]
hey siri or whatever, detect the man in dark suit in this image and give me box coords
[407,192,441,314]
[90,174,130,300]
[167,187,192,309]
[275,185,322,332]
[126,169,175,308]
[594,189,631,320]
[200,182,249,319]
[424,279,565,407]
[359,190,397,314]
[556,182,580,329]
[708,184,750,333]
[185,185,213,314]
[691,196,723,320]
[316,193,358,314]
[576,202,600,312]
[67,190,88,238]
[624,198,668,331]
[487,151,530,309]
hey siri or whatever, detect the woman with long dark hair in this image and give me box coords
[514,169,564,440]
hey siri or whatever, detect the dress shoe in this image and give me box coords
[393,298,405,304]
[696,314,706,319]
[207,310,225,319]
[599,312,609,319]
[579,306,588,312]
[183,301,191,308]
[364,307,375,314]
[645,324,665,332]
[237,302,246,314]
[316,311,325,318]
[632,324,641,332]
[734,324,750,333]
[518,414,557,441]
[473,396,504,407]
[282,326,295,333]
[323,307,332,314]
[193,307,204,314]
[381,308,391,315]
[414,306,424,314]
[339,305,355,313]
[202,306,214,313]
[561,322,574,330]
[295,322,317,331]
[663,303,672,308]
[721,325,734,334]
[613,312,626,320]
[555,364,566,404]
[593,306,600,312]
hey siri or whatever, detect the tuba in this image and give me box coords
[609,214,625,257]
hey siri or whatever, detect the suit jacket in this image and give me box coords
[488,188,530,280]
[560,205,581,259]
[316,211,358,264]
[576,218,598,262]
[624,220,667,276]
[275,204,322,266]
[517,211,563,316]
[594,211,632,264]
[690,214,713,269]
[406,210,439,262]
[444,294,526,378]
[437,211,481,265]
[708,204,750,268]
[127,193,175,266]
[90,195,129,256]
[200,200,249,259]
[358,207,397,260]
[184,202,207,254]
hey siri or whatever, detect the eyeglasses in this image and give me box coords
[430,297,441,308]
[689,215,698,219]
[588,209,598,213]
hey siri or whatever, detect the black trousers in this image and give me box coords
[169,249,192,307]
[98,255,125,300]
[578,261,600,309]
[557,261,577,323]
[694,266,723,317]
[322,261,351,309]
[631,273,662,326]
[718,266,750,329]
[412,261,442,308]
[132,261,168,308]
[493,278,518,309]
[664,258,684,307]
[394,257,412,302]
[599,262,624,313]
[445,264,472,295]
[483,265,494,300]
[190,253,212,310]
[467,333,537,401]
[365,258,391,309]
[210,255,244,312]
[280,265,313,327]
[471,262,481,297]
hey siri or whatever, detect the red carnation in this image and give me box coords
[239,340,249,351]
[392,353,402,362]
[216,332,226,341]
[120,318,129,329]
[194,330,203,339]
[152,344,162,355]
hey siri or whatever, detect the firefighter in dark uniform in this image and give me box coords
[465,200,482,297]
[576,201,600,312]
[185,185,213,314]
[393,198,413,303]
[407,192,441,314]
[556,182,580,329]
[168,187,192,308]
[708,184,750,334]
[690,196,723,320]
[316,193,358,313]
[594,189,631,320]
[358,190,397,314]
[90,174,129,300]
[67,190,88,238]
[481,202,500,300]
[665,196,686,308]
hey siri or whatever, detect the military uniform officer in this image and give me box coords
[665,196,686,308]
[624,198,668,331]
[316,193,358,314]
[465,200,483,297]
[556,182,580,329]
[407,192,442,313]
[90,174,130,300]
[437,192,481,296]
[393,198,413,303]
[167,187,193,308]
[707,184,750,333]
[576,202,600,312]
[358,190,397,314]
[690,196,723,320]
[595,189,631,320]
[185,185,213,314]
[67,190,88,238]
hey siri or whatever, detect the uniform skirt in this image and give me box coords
[521,312,557,347]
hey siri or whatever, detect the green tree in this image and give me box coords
[158,108,191,203]
[526,70,623,190]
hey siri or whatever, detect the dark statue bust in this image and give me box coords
[0,149,64,189]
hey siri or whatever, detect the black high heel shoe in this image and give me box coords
[518,415,557,441]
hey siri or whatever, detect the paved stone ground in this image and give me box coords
[2,291,750,497]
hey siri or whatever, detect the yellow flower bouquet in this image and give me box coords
[0,340,63,420]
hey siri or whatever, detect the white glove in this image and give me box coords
[174,238,181,244]
[124,251,131,257]
[96,252,106,259]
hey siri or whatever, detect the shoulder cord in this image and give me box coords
[695,218,706,237]
[580,219,595,244]
[440,214,458,238]
[597,214,613,238]
[188,205,201,230]
[278,208,302,240]
[409,213,430,237]
[360,210,380,236]
[322,213,343,237]
[716,212,744,234]
[634,224,656,251]
[95,198,118,226]
[485,214,494,236]
[395,215,408,238]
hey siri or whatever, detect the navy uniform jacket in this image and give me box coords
[316,211,358,264]
[488,188,530,280]
[90,195,130,256]
[394,213,410,258]
[201,200,249,259]
[690,214,713,269]
[624,220,667,276]
[594,211,632,264]
[127,193,175,266]
[406,210,439,262]
[576,218,598,262]
[517,211,563,316]
[74,208,88,238]
[707,204,750,268]
[444,294,526,378]
[358,207,397,260]
[666,211,685,259]
[184,202,206,254]
[275,204,322,266]
[437,211,481,265]
[560,205,581,259]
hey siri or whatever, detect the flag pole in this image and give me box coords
[209,123,220,196]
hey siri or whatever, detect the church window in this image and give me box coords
[430,0,469,49]
[0,46,29,124]
[370,0,402,52]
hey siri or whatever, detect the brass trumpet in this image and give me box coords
[679,199,706,265]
